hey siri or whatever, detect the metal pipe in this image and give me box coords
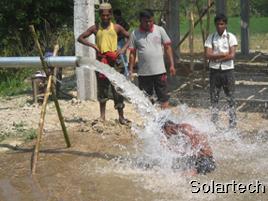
[0,56,81,68]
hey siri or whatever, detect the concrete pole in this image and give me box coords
[167,0,180,60]
[215,0,226,15]
[74,0,97,100]
[240,0,250,55]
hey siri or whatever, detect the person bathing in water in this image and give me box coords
[162,121,216,175]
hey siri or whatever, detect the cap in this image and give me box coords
[99,3,112,10]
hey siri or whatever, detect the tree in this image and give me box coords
[0,0,73,56]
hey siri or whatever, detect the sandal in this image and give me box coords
[119,118,131,125]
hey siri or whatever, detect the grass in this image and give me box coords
[0,121,37,143]
[179,16,268,53]
[0,68,34,96]
[180,16,268,35]
[0,78,31,96]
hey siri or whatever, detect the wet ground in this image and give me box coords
[0,115,268,201]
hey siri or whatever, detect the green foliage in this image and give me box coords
[0,67,33,96]
[12,121,37,141]
[0,0,75,97]
[250,0,268,16]
[179,16,268,36]
[0,0,73,56]
[0,120,37,142]
[23,128,37,141]
[57,27,75,56]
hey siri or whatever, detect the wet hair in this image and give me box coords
[113,9,122,17]
[162,120,175,130]
[214,13,228,24]
[139,9,154,20]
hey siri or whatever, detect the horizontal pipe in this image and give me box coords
[0,56,81,68]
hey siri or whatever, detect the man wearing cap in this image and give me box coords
[78,3,130,124]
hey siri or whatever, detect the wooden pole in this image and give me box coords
[167,0,180,60]
[51,89,70,147]
[31,74,53,174]
[176,1,214,49]
[240,0,250,55]
[189,5,194,90]
[200,0,212,87]
[196,1,206,44]
[29,25,71,175]
[52,44,60,95]
[195,0,207,86]
[29,26,49,74]
[216,0,226,16]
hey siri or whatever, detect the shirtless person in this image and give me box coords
[162,121,216,174]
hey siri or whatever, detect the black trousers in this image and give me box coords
[209,68,236,125]
[138,73,169,103]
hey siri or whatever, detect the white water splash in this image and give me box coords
[80,60,191,169]
[80,58,268,171]
[77,59,268,200]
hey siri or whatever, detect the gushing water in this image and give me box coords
[81,58,157,120]
[79,59,268,198]
[80,59,207,170]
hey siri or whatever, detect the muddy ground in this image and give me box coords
[0,93,268,200]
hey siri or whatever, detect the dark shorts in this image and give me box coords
[172,155,216,174]
[96,72,125,109]
[195,156,216,174]
[138,73,169,103]
[96,53,125,110]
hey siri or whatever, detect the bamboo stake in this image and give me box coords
[31,74,53,174]
[29,25,49,75]
[51,44,70,147]
[189,6,195,90]
[52,44,60,95]
[30,26,70,147]
[51,89,70,147]
[29,25,71,175]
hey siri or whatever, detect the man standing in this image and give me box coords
[128,9,176,109]
[113,9,130,77]
[204,13,238,128]
[77,3,130,124]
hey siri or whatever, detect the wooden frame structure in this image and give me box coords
[29,25,71,175]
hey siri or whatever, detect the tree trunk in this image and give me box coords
[167,0,180,60]
[240,0,250,55]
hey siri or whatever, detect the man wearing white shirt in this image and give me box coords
[204,13,238,128]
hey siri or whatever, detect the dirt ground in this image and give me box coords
[0,92,268,201]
